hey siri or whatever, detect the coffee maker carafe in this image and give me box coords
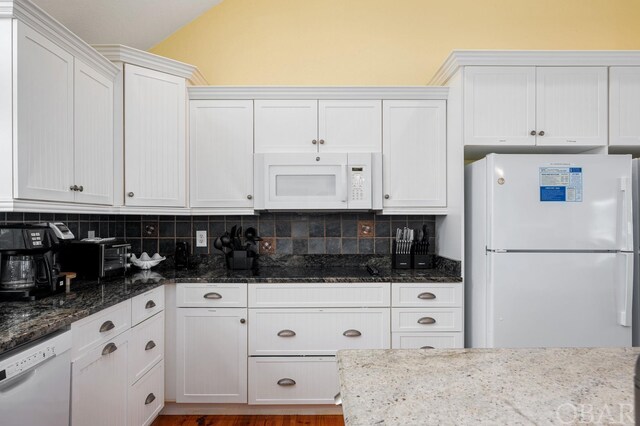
[0,224,65,301]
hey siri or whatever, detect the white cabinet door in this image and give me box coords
[74,59,114,205]
[610,67,640,146]
[254,100,318,153]
[463,66,536,146]
[536,67,608,146]
[382,100,447,208]
[190,100,254,208]
[318,100,381,152]
[14,22,74,202]
[71,331,129,426]
[176,308,247,403]
[124,64,186,207]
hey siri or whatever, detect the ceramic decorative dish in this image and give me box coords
[130,252,166,270]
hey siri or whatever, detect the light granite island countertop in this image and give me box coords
[337,348,640,425]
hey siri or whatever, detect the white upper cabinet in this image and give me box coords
[254,100,318,153]
[317,100,381,152]
[74,60,114,205]
[14,22,75,203]
[124,64,186,207]
[255,99,382,153]
[536,67,608,146]
[463,66,608,147]
[190,100,254,209]
[463,67,535,146]
[610,67,640,146]
[382,100,447,209]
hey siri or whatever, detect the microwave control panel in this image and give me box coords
[351,167,365,201]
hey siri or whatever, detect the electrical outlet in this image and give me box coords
[87,230,95,239]
[196,230,207,247]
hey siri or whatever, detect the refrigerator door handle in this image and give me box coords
[618,253,633,327]
[618,177,633,252]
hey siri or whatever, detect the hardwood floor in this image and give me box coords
[151,415,345,426]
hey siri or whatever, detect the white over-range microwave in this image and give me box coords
[254,153,382,210]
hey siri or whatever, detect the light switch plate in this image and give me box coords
[196,230,207,247]
[87,230,95,239]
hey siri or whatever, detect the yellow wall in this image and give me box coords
[150,0,640,85]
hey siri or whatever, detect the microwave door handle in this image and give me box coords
[341,165,348,203]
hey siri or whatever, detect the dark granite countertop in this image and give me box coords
[0,255,461,356]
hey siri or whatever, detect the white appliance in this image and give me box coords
[254,152,382,210]
[0,330,71,426]
[632,159,640,346]
[465,154,633,348]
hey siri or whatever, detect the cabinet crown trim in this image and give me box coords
[188,86,448,100]
[92,44,208,85]
[429,49,640,85]
[1,0,119,79]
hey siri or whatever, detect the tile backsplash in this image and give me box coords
[0,212,436,257]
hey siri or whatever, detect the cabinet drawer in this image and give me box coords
[177,283,247,307]
[392,283,462,308]
[130,311,164,385]
[248,357,338,405]
[249,282,390,308]
[128,360,164,426]
[71,300,131,358]
[132,286,165,326]
[392,332,463,349]
[249,308,390,355]
[392,308,462,332]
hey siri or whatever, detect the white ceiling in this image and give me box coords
[32,0,223,50]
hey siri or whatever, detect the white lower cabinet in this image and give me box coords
[248,357,339,405]
[71,330,130,426]
[129,360,165,426]
[71,288,165,426]
[390,283,464,349]
[176,307,248,403]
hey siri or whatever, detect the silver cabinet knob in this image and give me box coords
[127,192,134,197]
[538,131,545,136]
[319,139,325,144]
[247,195,253,200]
[70,185,76,191]
[78,185,83,192]
[384,194,390,199]
[312,139,318,145]
[240,318,246,324]
[530,130,537,136]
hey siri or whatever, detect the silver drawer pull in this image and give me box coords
[417,292,436,300]
[145,393,156,405]
[417,317,436,325]
[145,340,156,351]
[203,292,222,299]
[277,329,296,337]
[145,300,156,309]
[277,378,296,386]
[99,320,115,333]
[420,345,435,349]
[343,329,362,337]
[101,342,118,356]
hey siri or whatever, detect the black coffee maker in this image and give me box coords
[0,224,65,301]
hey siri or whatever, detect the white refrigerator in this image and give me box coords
[465,154,633,348]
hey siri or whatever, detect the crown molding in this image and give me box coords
[429,50,640,85]
[93,44,208,85]
[188,86,448,100]
[1,0,118,78]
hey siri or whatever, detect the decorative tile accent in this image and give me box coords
[259,238,276,255]
[358,220,375,238]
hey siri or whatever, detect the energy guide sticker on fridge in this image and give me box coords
[539,166,583,202]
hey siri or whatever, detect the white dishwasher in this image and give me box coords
[0,330,72,426]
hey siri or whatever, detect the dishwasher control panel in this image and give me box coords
[0,345,57,382]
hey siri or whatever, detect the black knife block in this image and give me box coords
[412,254,432,269]
[392,241,411,269]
